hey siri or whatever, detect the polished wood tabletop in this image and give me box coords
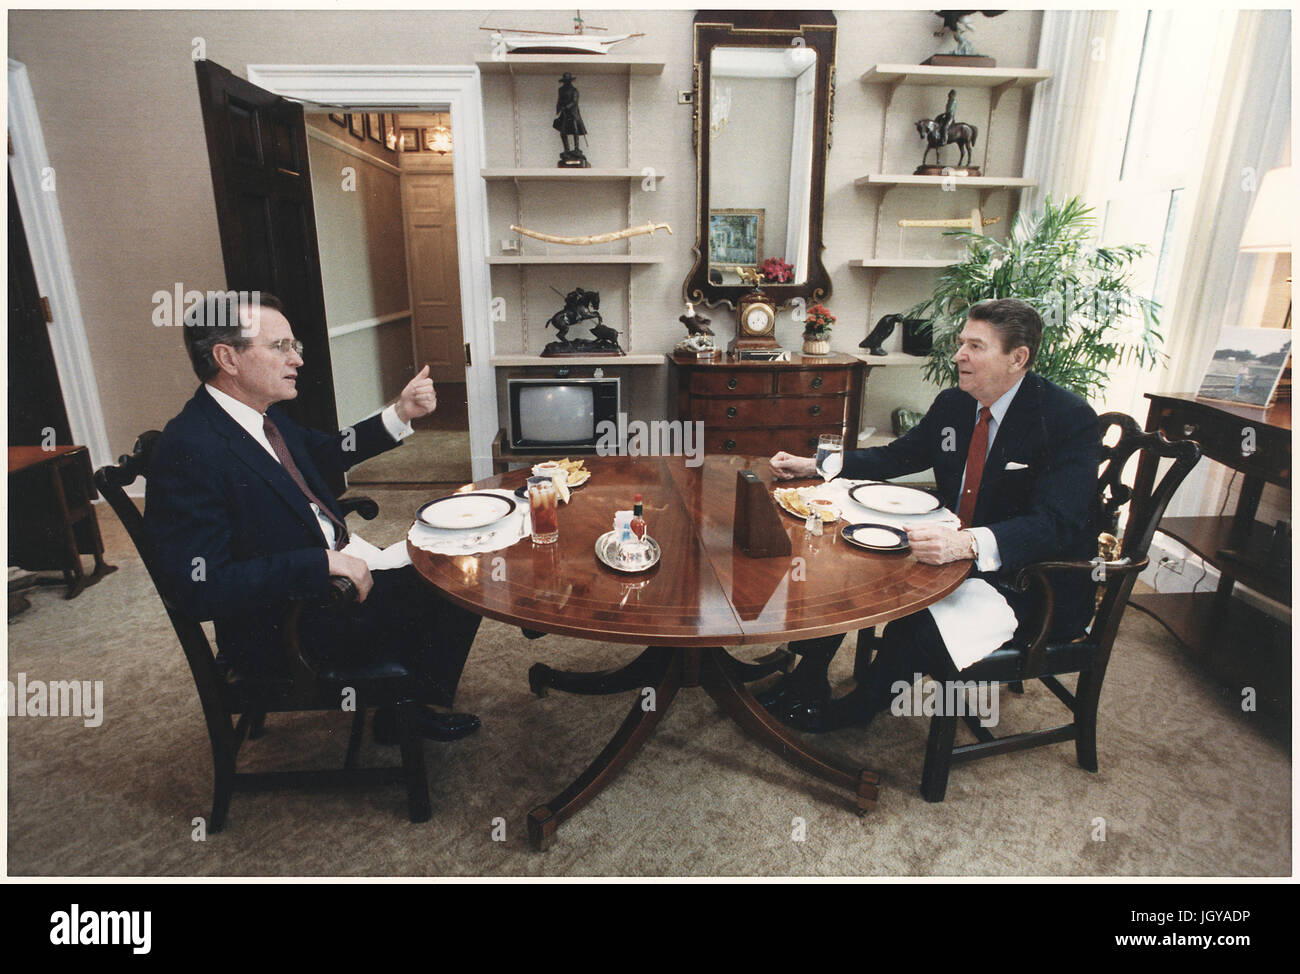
[407,453,970,850]
[409,454,968,647]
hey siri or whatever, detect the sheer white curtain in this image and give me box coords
[1022,9,1291,521]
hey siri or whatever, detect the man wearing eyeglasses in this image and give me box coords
[145,292,482,744]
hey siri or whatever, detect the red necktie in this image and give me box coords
[262,415,349,550]
[957,407,993,528]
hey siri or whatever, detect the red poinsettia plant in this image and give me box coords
[760,257,794,284]
[803,303,835,337]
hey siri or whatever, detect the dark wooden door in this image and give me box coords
[8,170,73,448]
[194,59,338,435]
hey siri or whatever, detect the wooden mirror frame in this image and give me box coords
[685,10,836,310]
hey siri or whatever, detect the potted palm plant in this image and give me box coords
[906,196,1164,400]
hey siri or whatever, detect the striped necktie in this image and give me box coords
[262,415,349,550]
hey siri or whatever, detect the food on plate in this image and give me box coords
[773,487,836,521]
[550,472,572,504]
[534,457,591,487]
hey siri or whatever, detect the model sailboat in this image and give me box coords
[482,11,643,55]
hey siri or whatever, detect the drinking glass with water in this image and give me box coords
[816,433,843,483]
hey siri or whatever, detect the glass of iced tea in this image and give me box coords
[527,476,559,544]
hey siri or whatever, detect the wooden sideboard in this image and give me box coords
[1129,393,1290,723]
[668,352,864,457]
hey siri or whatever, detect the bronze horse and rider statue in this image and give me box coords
[541,286,625,357]
[915,89,980,174]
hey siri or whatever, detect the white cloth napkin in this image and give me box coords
[406,488,532,556]
[340,534,413,571]
[807,479,1015,669]
[927,579,1018,670]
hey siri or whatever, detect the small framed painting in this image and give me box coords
[708,208,765,270]
[366,113,383,144]
[399,127,420,152]
[348,113,365,140]
[328,113,347,128]
[1197,326,1292,407]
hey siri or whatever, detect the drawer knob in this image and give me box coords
[726,406,738,418]
[724,438,737,452]
[1182,424,1197,437]
[727,377,739,390]
[810,404,822,417]
[811,375,824,389]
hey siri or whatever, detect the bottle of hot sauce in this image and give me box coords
[630,494,647,541]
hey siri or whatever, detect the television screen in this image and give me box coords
[517,384,596,444]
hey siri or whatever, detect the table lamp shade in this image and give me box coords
[1240,166,1293,253]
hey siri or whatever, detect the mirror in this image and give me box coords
[685,11,836,309]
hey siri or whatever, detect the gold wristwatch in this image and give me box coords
[966,530,980,561]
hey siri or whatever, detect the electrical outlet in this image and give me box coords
[678,90,693,104]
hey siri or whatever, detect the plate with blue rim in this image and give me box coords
[840,522,910,553]
[848,482,940,516]
[417,492,517,530]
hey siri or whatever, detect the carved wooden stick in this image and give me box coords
[510,221,673,246]
[897,216,1001,228]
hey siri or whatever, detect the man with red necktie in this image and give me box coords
[145,293,482,744]
[766,298,1101,732]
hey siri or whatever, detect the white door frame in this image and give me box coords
[246,64,496,480]
[7,59,113,467]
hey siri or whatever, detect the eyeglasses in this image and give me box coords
[231,338,305,356]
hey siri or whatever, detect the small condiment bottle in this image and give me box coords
[631,494,647,541]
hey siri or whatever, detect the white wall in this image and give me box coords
[8,8,1042,452]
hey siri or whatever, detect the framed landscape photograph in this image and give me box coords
[708,208,764,270]
[1196,326,1292,407]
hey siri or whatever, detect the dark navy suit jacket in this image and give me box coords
[144,387,401,670]
[841,372,1102,639]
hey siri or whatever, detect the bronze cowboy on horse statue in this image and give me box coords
[915,89,980,175]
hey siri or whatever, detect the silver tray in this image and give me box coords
[594,530,662,573]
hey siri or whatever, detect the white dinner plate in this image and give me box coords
[848,482,940,516]
[417,493,517,530]
[840,522,910,553]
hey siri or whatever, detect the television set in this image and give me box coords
[507,376,621,452]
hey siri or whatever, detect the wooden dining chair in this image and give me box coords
[917,412,1201,802]
[95,431,432,831]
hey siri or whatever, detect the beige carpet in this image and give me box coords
[6,489,1291,877]
[347,430,472,485]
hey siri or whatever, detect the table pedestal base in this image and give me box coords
[526,646,879,851]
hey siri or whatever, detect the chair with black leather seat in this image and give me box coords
[917,412,1201,802]
[95,431,431,831]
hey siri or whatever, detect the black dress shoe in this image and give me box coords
[778,696,837,733]
[373,705,481,744]
[755,675,831,713]
[780,692,876,734]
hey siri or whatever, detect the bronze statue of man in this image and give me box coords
[554,73,589,167]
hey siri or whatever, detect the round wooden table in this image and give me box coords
[409,454,968,849]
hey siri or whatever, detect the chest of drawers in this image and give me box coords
[668,353,864,457]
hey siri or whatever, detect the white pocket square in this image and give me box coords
[1004,461,1030,471]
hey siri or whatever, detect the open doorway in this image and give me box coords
[303,108,471,486]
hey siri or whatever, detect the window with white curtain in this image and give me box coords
[1089,8,1239,419]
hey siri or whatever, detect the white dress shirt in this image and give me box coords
[962,375,1026,573]
[204,383,412,546]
